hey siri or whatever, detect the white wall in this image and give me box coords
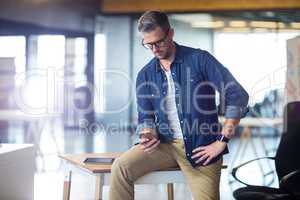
[170,19,213,52]
[95,16,132,126]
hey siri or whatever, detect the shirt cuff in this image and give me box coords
[225,106,249,119]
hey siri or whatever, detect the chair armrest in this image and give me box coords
[280,169,300,195]
[232,156,275,186]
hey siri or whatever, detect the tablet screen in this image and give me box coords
[84,157,115,164]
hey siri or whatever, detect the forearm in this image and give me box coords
[221,118,240,139]
[221,105,246,139]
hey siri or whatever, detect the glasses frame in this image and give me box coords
[142,29,170,50]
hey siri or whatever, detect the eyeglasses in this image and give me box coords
[142,29,169,50]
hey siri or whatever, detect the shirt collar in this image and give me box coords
[155,42,183,72]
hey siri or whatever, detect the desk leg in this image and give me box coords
[63,171,72,200]
[167,183,174,200]
[95,174,104,200]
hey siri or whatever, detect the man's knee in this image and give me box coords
[111,157,135,183]
[111,158,126,175]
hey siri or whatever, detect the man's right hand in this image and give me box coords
[140,137,160,153]
[139,128,160,154]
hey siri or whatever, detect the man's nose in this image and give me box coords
[152,44,159,51]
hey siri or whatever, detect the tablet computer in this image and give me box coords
[83,157,115,164]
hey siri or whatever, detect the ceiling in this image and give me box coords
[214,10,300,23]
[169,11,300,30]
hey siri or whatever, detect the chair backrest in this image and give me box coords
[275,101,300,180]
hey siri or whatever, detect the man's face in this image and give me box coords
[141,26,173,60]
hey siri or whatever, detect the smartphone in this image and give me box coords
[83,157,115,164]
[139,132,156,140]
[139,128,158,140]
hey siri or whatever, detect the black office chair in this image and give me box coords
[232,101,300,200]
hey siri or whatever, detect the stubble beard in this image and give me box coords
[156,48,172,60]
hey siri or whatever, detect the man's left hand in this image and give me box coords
[191,141,227,165]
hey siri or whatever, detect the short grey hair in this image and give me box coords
[138,11,171,33]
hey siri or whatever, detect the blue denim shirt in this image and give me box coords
[135,43,249,167]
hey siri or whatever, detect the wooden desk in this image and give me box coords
[60,153,227,200]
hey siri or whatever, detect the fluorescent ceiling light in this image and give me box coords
[191,21,224,28]
[222,27,251,32]
[169,14,212,24]
[291,22,300,29]
[229,21,247,28]
[250,21,278,29]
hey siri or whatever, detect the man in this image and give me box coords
[109,11,249,200]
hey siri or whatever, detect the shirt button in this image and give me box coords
[180,120,183,123]
[187,153,190,156]
[184,137,187,140]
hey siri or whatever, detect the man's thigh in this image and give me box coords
[171,140,222,200]
[113,143,178,181]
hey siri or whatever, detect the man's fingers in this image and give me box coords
[143,138,158,148]
[140,138,149,144]
[196,154,209,163]
[139,138,150,150]
[192,146,206,153]
[140,138,158,151]
[144,140,160,153]
[140,130,151,134]
[203,156,212,165]
[191,150,206,159]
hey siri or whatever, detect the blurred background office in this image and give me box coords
[0,0,300,199]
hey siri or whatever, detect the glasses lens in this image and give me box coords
[142,30,168,50]
[155,40,165,48]
[143,43,151,49]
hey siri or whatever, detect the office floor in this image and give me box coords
[3,119,280,200]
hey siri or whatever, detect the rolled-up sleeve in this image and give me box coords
[199,51,249,119]
[225,105,249,119]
